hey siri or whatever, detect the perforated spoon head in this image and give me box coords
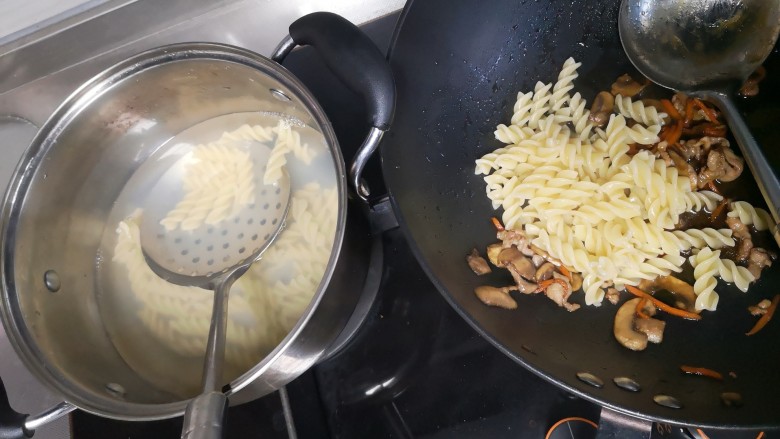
[138,139,291,287]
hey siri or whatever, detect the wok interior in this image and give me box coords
[384,0,780,427]
[5,56,324,415]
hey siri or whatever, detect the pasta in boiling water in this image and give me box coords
[160,142,254,232]
[109,118,337,379]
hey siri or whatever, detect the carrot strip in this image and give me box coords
[710,197,728,222]
[558,265,573,281]
[667,120,683,145]
[696,428,712,439]
[490,217,504,231]
[693,98,719,123]
[746,294,779,336]
[658,125,670,142]
[545,417,597,439]
[661,99,682,120]
[636,297,651,319]
[681,365,724,381]
[756,432,765,439]
[625,285,702,320]
[684,99,695,126]
[707,180,721,195]
[534,278,568,294]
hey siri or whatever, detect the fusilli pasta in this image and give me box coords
[475,57,760,309]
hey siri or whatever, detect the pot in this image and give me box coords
[0,12,393,438]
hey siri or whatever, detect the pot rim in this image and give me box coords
[0,42,348,420]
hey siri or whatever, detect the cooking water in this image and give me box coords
[95,111,338,399]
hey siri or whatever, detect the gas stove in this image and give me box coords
[0,2,776,439]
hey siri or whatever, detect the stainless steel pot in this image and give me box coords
[0,12,394,438]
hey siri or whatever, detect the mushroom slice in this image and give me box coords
[467,248,492,275]
[474,286,517,310]
[611,74,647,98]
[635,318,665,344]
[614,298,651,351]
[588,91,615,127]
[535,262,556,282]
[639,276,697,313]
[497,247,536,280]
[486,242,504,267]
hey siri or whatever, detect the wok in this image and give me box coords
[382,0,780,430]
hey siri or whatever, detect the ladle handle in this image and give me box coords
[272,12,396,203]
[180,392,228,439]
[701,91,780,246]
[180,271,236,439]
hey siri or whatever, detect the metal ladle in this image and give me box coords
[138,120,292,439]
[619,0,780,244]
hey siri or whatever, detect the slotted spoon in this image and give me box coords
[139,121,292,439]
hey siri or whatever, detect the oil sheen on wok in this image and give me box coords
[95,111,338,398]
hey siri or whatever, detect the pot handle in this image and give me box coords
[272,12,396,203]
[0,377,75,438]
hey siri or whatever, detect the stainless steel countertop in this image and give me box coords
[0,0,403,436]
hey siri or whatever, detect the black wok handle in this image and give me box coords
[0,378,30,439]
[272,12,396,203]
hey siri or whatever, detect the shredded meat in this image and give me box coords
[655,141,673,166]
[605,287,621,305]
[682,123,727,139]
[671,92,687,117]
[735,238,754,263]
[726,216,751,240]
[671,92,713,123]
[726,216,753,262]
[667,149,697,190]
[497,229,526,248]
[545,281,580,312]
[747,247,774,279]
[696,145,743,189]
[697,149,727,188]
[681,136,729,163]
[748,298,772,316]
